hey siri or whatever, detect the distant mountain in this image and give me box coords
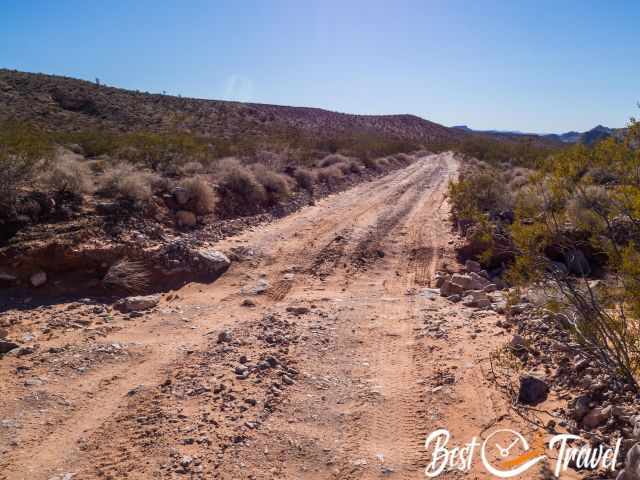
[455,124,624,146]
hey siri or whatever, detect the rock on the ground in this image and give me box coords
[450,273,473,290]
[465,259,482,273]
[116,294,160,313]
[517,375,549,405]
[176,210,197,227]
[582,406,610,429]
[30,271,47,287]
[196,249,231,276]
[571,395,591,421]
[565,249,591,276]
[286,306,310,315]
[217,330,233,343]
[617,443,640,480]
[469,272,490,290]
[245,279,270,295]
[0,340,19,354]
[461,290,491,309]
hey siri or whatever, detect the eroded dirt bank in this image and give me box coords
[1,153,538,479]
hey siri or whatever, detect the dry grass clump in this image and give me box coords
[317,165,344,186]
[99,162,160,207]
[178,176,217,214]
[249,163,291,203]
[179,161,204,176]
[40,156,93,195]
[362,157,382,171]
[102,258,150,292]
[216,157,267,214]
[293,167,316,190]
[318,153,350,168]
[394,153,412,164]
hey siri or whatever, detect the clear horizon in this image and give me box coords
[2,0,638,133]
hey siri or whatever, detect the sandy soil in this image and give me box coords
[0,153,550,479]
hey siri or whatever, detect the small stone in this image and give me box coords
[517,375,549,405]
[286,306,309,315]
[582,407,609,429]
[217,330,233,343]
[0,340,19,354]
[115,294,160,313]
[241,298,256,307]
[282,375,295,385]
[30,271,47,287]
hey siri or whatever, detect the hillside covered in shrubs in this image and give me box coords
[448,117,640,388]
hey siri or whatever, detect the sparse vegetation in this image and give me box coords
[39,155,93,196]
[249,163,291,204]
[450,118,640,389]
[178,176,217,214]
[293,167,316,190]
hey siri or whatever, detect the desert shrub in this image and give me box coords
[254,150,287,170]
[508,121,640,388]
[377,158,390,169]
[293,167,316,190]
[180,161,204,176]
[99,163,158,208]
[250,163,291,203]
[178,176,217,214]
[216,158,266,214]
[448,169,512,223]
[39,157,93,195]
[317,165,344,186]
[0,122,54,211]
[362,157,382,171]
[318,153,350,168]
[394,153,412,164]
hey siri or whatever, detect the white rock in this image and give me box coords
[116,294,160,313]
[30,271,47,287]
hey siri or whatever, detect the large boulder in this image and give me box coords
[469,272,490,290]
[440,279,465,297]
[196,250,231,277]
[517,375,549,405]
[116,294,160,313]
[450,273,473,290]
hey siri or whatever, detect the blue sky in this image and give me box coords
[2,0,638,132]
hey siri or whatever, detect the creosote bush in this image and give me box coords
[39,156,93,195]
[293,167,315,190]
[178,176,217,214]
[99,163,159,208]
[249,163,291,204]
[216,158,266,214]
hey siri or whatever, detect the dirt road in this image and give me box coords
[0,153,533,479]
